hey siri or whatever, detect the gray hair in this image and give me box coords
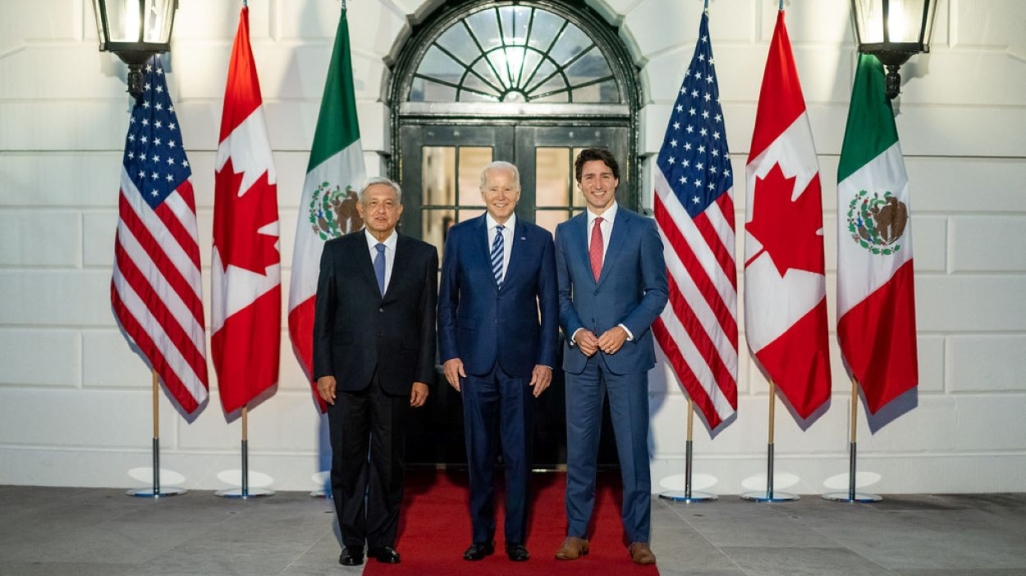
[479,161,521,191]
[358,176,403,204]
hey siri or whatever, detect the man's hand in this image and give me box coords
[529,365,552,397]
[574,329,600,357]
[442,358,466,392]
[316,376,337,406]
[410,382,429,408]
[598,326,629,355]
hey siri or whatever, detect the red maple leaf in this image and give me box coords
[213,158,279,275]
[746,163,825,277]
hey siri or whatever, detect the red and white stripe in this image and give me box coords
[653,170,738,429]
[111,171,208,414]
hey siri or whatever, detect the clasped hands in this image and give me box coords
[574,325,627,357]
[443,358,552,397]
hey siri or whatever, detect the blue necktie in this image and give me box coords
[490,225,505,286]
[374,243,386,296]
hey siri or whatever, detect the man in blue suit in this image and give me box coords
[438,161,559,563]
[553,149,668,565]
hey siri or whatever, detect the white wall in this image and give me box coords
[1,0,1024,494]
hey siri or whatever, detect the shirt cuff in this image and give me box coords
[618,323,634,341]
[570,328,583,346]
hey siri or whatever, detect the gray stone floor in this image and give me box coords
[2,482,1026,575]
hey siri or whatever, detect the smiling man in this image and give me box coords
[553,148,668,565]
[438,161,558,562]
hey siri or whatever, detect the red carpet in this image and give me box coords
[364,469,659,575]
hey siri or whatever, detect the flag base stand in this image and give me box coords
[740,490,799,502]
[821,491,881,503]
[659,490,717,503]
[216,487,275,499]
[742,383,798,503]
[823,379,882,504]
[127,486,186,498]
[216,416,275,499]
[129,378,185,498]
[658,418,717,503]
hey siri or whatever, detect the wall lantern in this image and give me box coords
[92,0,179,100]
[850,0,938,99]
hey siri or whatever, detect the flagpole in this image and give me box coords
[659,397,717,503]
[217,405,275,499]
[823,377,881,502]
[127,370,186,497]
[742,381,798,502]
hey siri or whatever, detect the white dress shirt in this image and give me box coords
[485,212,515,284]
[364,229,398,293]
[585,202,618,261]
[573,202,633,344]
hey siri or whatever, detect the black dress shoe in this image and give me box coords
[463,541,495,561]
[506,543,530,562]
[339,547,364,566]
[369,546,401,564]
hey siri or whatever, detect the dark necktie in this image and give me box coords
[490,225,505,286]
[589,217,604,281]
[374,243,386,296]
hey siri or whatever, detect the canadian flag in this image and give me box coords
[743,9,830,419]
[212,5,281,414]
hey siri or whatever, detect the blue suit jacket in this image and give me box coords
[554,208,668,375]
[438,215,559,378]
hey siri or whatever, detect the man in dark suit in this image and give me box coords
[553,149,668,565]
[438,161,559,563]
[313,177,438,567]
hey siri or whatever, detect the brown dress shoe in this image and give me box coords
[555,536,590,560]
[628,542,656,565]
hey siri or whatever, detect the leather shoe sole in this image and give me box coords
[506,544,530,562]
[369,546,401,564]
[555,536,589,560]
[628,542,656,565]
[463,541,495,561]
[339,548,363,566]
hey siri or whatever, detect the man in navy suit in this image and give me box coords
[313,177,438,567]
[438,161,559,563]
[553,149,668,565]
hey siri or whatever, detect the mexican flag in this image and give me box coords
[743,9,831,419]
[837,53,918,414]
[288,7,366,411]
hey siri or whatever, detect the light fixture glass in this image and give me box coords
[93,0,179,99]
[851,0,938,98]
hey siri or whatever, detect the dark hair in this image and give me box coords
[574,148,620,182]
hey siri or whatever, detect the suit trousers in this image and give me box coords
[328,374,410,550]
[564,354,652,544]
[461,364,536,545]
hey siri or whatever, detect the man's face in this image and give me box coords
[480,167,521,224]
[357,183,403,238]
[578,159,618,214]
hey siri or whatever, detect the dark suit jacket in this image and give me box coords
[438,215,558,378]
[554,207,668,375]
[312,231,438,395]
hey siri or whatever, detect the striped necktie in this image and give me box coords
[490,224,505,286]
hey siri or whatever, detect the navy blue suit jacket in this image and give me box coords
[554,208,668,375]
[438,215,559,378]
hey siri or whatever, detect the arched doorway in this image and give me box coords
[389,0,640,467]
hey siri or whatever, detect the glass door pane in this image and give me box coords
[399,124,515,256]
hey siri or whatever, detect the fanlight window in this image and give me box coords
[409,5,620,103]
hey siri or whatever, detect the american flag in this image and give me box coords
[652,12,738,429]
[111,56,209,414]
